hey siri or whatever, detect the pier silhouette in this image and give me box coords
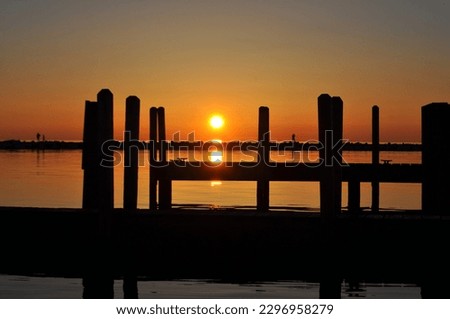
[1,89,450,299]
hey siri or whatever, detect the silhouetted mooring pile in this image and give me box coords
[1,89,450,299]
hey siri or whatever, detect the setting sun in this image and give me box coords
[209,115,224,129]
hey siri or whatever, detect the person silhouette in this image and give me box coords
[36,132,41,142]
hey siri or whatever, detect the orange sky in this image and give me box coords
[1,1,449,143]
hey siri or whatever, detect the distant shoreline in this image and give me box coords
[0,139,421,152]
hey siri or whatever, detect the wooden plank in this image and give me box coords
[153,162,422,182]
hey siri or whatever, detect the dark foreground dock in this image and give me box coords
[1,207,449,298]
[3,91,448,298]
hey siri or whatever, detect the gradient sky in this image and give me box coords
[1,0,449,142]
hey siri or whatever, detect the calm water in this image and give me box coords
[0,150,421,210]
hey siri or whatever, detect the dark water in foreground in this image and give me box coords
[0,275,420,299]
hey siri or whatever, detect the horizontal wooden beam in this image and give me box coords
[151,162,422,183]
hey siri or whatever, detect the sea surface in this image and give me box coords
[0,150,421,210]
[0,275,420,299]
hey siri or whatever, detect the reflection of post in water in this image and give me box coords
[35,144,45,165]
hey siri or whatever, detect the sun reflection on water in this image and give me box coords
[208,151,223,163]
[210,181,222,187]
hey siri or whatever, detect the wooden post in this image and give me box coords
[82,100,103,299]
[348,179,360,213]
[96,89,114,211]
[318,95,343,216]
[123,96,140,211]
[97,88,114,298]
[257,106,270,211]
[318,94,334,218]
[422,103,450,215]
[421,102,450,298]
[347,106,360,214]
[318,93,342,299]
[123,96,140,299]
[158,107,167,163]
[82,101,99,210]
[158,107,172,210]
[149,107,158,211]
[82,89,115,299]
[331,96,343,215]
[371,105,380,212]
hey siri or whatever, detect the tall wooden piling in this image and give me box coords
[317,95,343,215]
[421,102,450,297]
[318,94,334,218]
[123,96,140,299]
[149,107,158,211]
[318,94,343,299]
[81,89,115,299]
[96,89,114,211]
[82,101,99,210]
[123,96,140,210]
[371,105,380,212]
[257,106,270,211]
[422,103,450,215]
[158,107,172,210]
[331,96,343,214]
